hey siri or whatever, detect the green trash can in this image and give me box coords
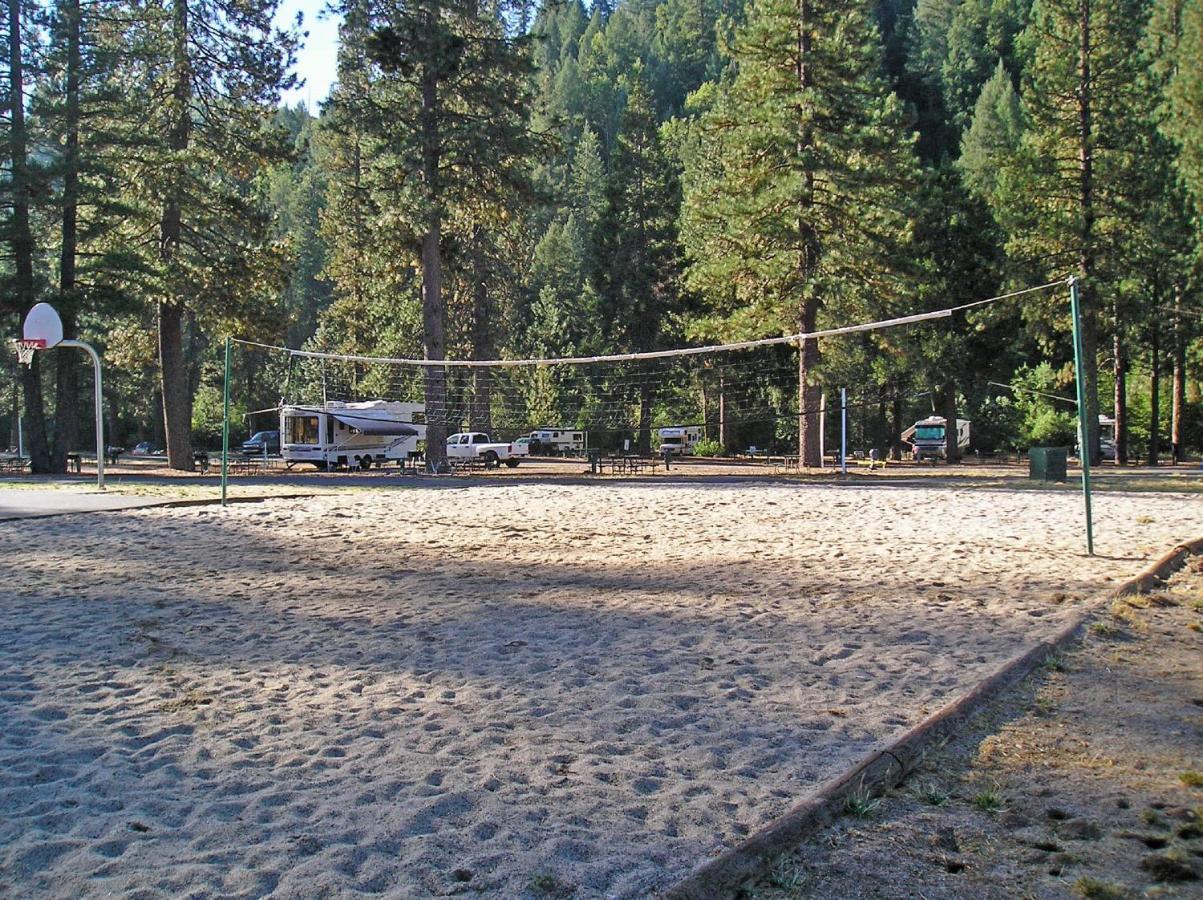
[1029,447,1067,482]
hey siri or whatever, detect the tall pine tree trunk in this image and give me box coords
[942,381,960,463]
[469,226,493,434]
[891,396,903,460]
[53,0,83,473]
[7,0,50,472]
[1148,327,1160,466]
[9,378,18,449]
[718,370,727,450]
[1076,0,1101,465]
[637,381,652,455]
[420,55,447,471]
[1113,323,1127,464]
[795,0,822,467]
[1170,285,1185,463]
[159,0,194,470]
[876,396,887,457]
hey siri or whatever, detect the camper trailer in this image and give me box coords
[528,427,586,456]
[1099,415,1117,460]
[281,400,426,470]
[657,426,702,456]
[901,416,970,461]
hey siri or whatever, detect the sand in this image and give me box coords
[0,480,1198,898]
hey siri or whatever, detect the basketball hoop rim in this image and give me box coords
[13,337,45,367]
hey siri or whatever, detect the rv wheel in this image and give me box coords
[359,457,372,470]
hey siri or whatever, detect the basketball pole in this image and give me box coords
[59,340,104,491]
[1069,277,1094,555]
[221,335,231,507]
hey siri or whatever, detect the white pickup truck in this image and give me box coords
[446,432,521,468]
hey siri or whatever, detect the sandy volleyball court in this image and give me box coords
[0,481,1198,898]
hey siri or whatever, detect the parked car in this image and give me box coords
[241,430,281,457]
[130,441,162,455]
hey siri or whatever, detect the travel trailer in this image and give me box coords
[657,426,702,456]
[901,416,970,461]
[528,427,586,455]
[1099,415,1117,460]
[281,401,425,469]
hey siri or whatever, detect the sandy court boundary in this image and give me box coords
[0,489,320,522]
[661,533,1203,899]
[1,483,1199,898]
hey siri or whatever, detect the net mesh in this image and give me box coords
[284,344,803,439]
[228,281,1065,458]
[13,340,42,367]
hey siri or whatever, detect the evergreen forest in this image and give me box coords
[2,0,1201,470]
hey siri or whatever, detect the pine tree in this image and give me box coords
[590,64,682,453]
[1,0,51,472]
[941,0,1030,132]
[348,0,539,468]
[995,0,1154,462]
[958,60,1023,201]
[1148,0,1203,229]
[681,0,918,465]
[35,0,139,471]
[101,0,299,469]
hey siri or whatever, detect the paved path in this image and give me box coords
[0,489,188,521]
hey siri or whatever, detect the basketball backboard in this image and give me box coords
[22,303,64,349]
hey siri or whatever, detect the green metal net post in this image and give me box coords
[1069,277,1094,555]
[221,335,231,507]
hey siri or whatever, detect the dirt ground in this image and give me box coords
[751,562,1203,900]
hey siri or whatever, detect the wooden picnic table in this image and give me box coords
[0,453,29,473]
[598,454,661,475]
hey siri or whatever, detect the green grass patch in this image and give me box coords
[844,784,881,818]
[1071,876,1130,899]
[915,782,949,806]
[970,787,1005,813]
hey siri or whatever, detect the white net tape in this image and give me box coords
[14,340,41,367]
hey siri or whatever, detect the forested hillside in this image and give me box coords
[2,0,1200,470]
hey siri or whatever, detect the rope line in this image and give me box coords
[231,279,1067,368]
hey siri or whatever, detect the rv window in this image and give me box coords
[286,415,319,445]
[915,426,944,441]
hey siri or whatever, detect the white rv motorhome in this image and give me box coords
[281,400,426,469]
[901,416,970,461]
[528,427,586,455]
[657,426,702,455]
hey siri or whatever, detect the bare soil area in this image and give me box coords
[753,562,1203,899]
